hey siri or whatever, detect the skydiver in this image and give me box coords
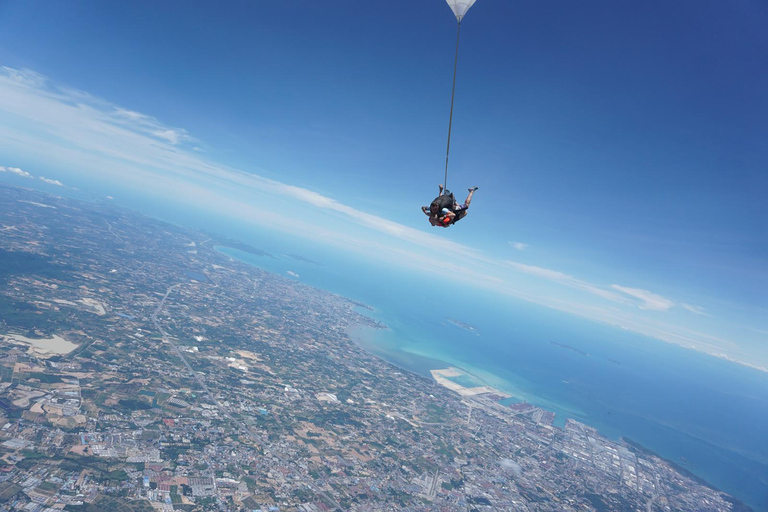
[422,185,478,227]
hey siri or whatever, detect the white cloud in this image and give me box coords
[506,261,629,303]
[0,165,32,178]
[682,303,709,316]
[113,107,148,121]
[506,262,681,314]
[611,285,674,311]
[713,352,767,373]
[0,65,761,372]
[0,67,46,88]
[507,261,571,281]
[110,107,192,145]
[0,66,476,262]
[152,129,187,145]
[500,459,522,476]
[39,176,64,186]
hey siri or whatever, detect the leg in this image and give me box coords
[438,184,444,196]
[464,186,478,206]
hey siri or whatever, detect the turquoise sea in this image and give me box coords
[215,240,768,511]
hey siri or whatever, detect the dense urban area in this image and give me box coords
[0,184,747,511]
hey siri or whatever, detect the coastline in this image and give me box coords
[622,438,754,512]
[347,322,764,511]
[219,241,766,511]
[350,318,757,511]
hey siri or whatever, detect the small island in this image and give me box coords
[209,233,274,258]
[551,341,589,357]
[447,318,479,333]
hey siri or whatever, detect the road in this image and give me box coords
[646,472,662,512]
[104,220,125,243]
[151,283,264,446]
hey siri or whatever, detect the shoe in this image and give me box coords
[469,186,478,192]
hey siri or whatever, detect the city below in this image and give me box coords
[0,183,748,511]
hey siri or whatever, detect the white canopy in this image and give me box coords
[445,0,477,22]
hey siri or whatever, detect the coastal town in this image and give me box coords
[0,184,746,511]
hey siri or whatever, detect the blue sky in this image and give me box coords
[0,1,766,369]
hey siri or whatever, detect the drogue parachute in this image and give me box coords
[445,0,477,22]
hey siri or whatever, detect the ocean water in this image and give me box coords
[217,242,768,511]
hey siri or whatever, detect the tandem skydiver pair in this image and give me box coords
[422,185,478,228]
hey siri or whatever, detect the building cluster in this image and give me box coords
[0,184,742,511]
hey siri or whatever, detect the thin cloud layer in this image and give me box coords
[507,261,571,281]
[682,303,710,317]
[506,261,627,304]
[0,65,762,372]
[611,285,674,311]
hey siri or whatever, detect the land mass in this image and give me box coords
[447,318,479,333]
[208,234,274,259]
[0,183,741,511]
[551,341,589,357]
[284,253,323,266]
